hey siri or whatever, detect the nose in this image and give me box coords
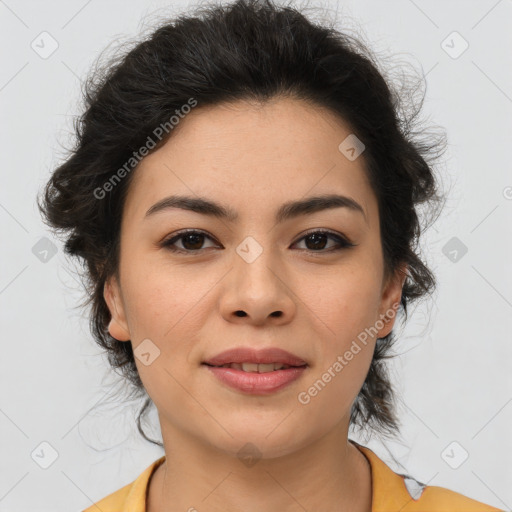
[219,243,296,326]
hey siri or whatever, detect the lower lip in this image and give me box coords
[203,364,307,395]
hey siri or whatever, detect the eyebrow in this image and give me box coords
[144,193,367,224]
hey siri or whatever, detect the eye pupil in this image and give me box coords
[182,233,204,250]
[305,233,328,250]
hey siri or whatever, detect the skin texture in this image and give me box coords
[104,96,407,512]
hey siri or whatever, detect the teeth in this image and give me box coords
[255,363,277,373]
[217,363,291,372]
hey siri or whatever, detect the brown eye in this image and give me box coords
[178,232,207,251]
[161,229,355,254]
[161,230,218,253]
[292,230,355,252]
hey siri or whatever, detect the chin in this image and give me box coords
[203,422,309,461]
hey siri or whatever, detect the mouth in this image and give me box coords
[201,346,309,394]
[201,361,308,395]
[202,346,308,367]
[202,362,307,372]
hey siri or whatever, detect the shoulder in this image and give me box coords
[352,441,503,512]
[82,456,165,512]
[406,483,504,511]
[82,483,131,512]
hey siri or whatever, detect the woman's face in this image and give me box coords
[104,97,405,458]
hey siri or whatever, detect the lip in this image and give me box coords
[203,365,307,395]
[202,347,308,395]
[202,347,307,366]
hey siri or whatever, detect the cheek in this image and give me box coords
[122,264,209,340]
[295,264,380,401]
[299,264,381,341]
[121,265,216,397]
[293,332,374,441]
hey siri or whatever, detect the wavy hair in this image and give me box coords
[38,0,446,446]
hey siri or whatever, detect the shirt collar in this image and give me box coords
[351,439,426,510]
[125,454,165,512]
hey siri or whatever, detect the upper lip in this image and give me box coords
[202,347,308,366]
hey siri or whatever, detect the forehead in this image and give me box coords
[122,97,376,226]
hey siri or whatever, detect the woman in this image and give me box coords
[38,0,503,510]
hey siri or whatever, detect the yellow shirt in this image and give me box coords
[83,441,503,511]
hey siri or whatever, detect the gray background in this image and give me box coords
[0,0,511,510]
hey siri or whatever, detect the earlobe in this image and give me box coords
[103,278,131,342]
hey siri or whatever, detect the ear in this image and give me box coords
[103,276,131,342]
[376,262,408,339]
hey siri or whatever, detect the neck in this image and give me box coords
[147,421,372,512]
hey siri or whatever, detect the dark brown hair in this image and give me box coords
[38,0,446,446]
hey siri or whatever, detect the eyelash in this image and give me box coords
[160,229,356,255]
